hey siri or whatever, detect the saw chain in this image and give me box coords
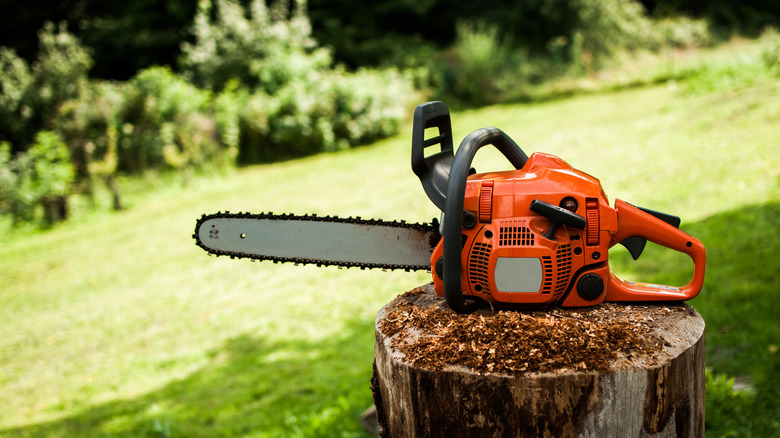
[193,211,440,271]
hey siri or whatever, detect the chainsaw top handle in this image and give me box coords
[441,126,529,313]
[412,101,529,212]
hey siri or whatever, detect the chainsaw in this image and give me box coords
[194,101,705,313]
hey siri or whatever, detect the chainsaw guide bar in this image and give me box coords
[193,212,440,271]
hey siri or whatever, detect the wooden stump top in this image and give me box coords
[378,283,703,376]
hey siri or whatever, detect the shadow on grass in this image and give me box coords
[4,203,778,437]
[2,316,378,437]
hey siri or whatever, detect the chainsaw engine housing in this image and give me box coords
[430,152,617,307]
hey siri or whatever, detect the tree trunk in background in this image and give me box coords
[42,195,68,225]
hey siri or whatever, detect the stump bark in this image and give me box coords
[371,283,705,437]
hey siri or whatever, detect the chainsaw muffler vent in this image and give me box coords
[469,242,492,294]
[555,244,573,295]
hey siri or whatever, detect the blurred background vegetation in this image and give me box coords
[0,1,779,436]
[1,0,779,228]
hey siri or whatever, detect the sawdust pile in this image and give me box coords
[380,287,672,374]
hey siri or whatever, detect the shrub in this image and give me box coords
[234,67,414,163]
[567,0,662,73]
[0,48,33,148]
[57,81,123,187]
[183,0,413,163]
[0,143,15,214]
[328,68,412,147]
[0,22,92,151]
[118,66,218,173]
[440,21,532,106]
[0,131,74,226]
[182,0,331,94]
[657,16,712,49]
[213,79,247,159]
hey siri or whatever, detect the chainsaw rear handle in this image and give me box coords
[607,199,706,301]
[442,127,529,313]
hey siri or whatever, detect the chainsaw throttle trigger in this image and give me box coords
[530,199,587,241]
[618,204,681,260]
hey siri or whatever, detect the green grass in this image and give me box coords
[2,37,779,436]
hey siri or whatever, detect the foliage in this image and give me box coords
[568,0,663,72]
[181,0,330,94]
[2,0,779,82]
[417,0,717,107]
[0,131,74,226]
[441,21,523,106]
[640,0,780,37]
[655,15,711,48]
[31,22,93,123]
[0,1,197,80]
[231,67,414,163]
[118,66,219,173]
[0,143,14,214]
[57,80,123,191]
[1,2,415,227]
[181,0,413,163]
[73,1,198,80]
[0,48,33,148]
[0,22,91,152]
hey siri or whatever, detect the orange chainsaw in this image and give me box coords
[194,101,705,313]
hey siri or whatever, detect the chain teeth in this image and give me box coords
[194,212,440,271]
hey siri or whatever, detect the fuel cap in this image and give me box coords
[577,273,604,301]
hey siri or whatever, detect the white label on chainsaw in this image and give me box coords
[626,281,680,292]
[494,257,543,293]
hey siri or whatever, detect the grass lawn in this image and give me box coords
[1,37,779,436]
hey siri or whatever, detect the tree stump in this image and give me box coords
[371,283,705,437]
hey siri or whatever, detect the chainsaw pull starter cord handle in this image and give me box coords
[443,127,529,313]
[530,199,586,240]
[607,199,706,301]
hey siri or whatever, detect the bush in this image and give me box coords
[0,131,74,226]
[183,0,413,163]
[0,22,91,151]
[232,67,414,163]
[567,0,662,73]
[118,66,219,173]
[438,21,532,106]
[0,48,33,148]
[329,68,411,147]
[57,81,123,188]
[182,0,330,94]
[31,22,92,122]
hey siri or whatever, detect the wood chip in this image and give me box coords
[380,287,666,374]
